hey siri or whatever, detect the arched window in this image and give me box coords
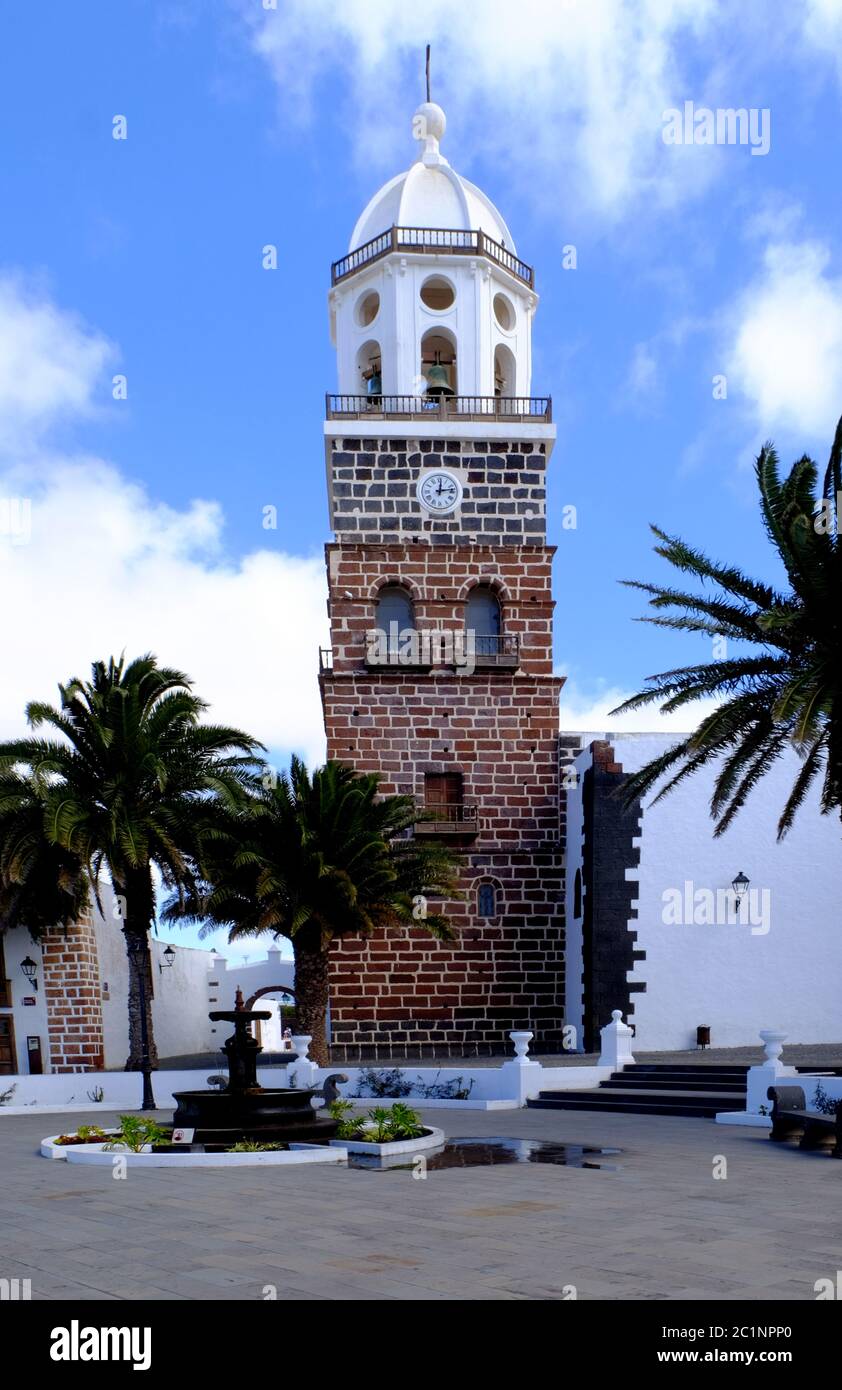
[494,343,516,398]
[356,339,382,398]
[478,882,497,918]
[466,585,502,658]
[420,329,457,398]
[375,585,414,649]
[573,868,583,920]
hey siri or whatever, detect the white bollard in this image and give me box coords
[598,1010,635,1071]
[746,1029,797,1114]
[289,1034,318,1089]
[500,1030,543,1105]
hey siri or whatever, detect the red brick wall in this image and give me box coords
[322,539,566,1059]
[41,913,105,1072]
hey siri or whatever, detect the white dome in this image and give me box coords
[348,103,517,255]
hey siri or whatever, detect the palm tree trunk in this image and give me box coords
[292,932,331,1066]
[121,865,159,1071]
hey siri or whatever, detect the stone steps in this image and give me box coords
[527,1063,748,1119]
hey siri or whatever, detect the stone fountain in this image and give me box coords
[172,989,338,1146]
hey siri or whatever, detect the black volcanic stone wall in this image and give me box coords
[329,436,548,545]
[581,742,644,1052]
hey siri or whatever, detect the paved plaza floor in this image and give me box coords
[2,1103,839,1302]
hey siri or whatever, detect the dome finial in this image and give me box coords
[413,46,446,167]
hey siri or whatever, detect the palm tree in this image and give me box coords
[0,770,89,934]
[165,757,462,1065]
[0,655,263,1068]
[611,419,842,837]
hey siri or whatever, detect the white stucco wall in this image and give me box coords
[331,254,535,399]
[1,927,51,1075]
[570,732,842,1050]
[95,924,220,1068]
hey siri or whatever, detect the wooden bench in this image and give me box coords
[767,1085,842,1157]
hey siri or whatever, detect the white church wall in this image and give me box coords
[610,733,842,1050]
[95,918,218,1068]
[1,928,51,1076]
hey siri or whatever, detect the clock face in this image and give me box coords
[417,469,463,514]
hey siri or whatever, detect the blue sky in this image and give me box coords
[2,1,841,954]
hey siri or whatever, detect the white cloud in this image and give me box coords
[0,275,113,452]
[0,277,329,768]
[238,2,842,224]
[804,0,842,73]
[726,237,842,440]
[558,672,719,735]
[241,0,725,220]
[623,342,660,400]
[0,456,329,765]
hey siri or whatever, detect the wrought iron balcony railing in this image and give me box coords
[415,804,478,837]
[471,633,520,666]
[331,225,534,288]
[320,632,521,674]
[326,393,551,423]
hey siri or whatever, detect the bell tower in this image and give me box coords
[319,93,566,1060]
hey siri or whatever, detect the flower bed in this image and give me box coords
[62,1143,347,1168]
[325,1100,445,1162]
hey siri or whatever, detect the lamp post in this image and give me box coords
[731,870,750,910]
[125,934,156,1111]
[20,955,38,990]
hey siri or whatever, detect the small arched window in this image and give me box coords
[466,586,502,658]
[478,882,497,918]
[573,868,583,920]
[375,585,414,645]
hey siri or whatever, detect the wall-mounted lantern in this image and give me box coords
[20,955,38,990]
[159,943,176,974]
[731,870,750,907]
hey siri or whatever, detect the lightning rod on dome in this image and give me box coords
[425,43,431,103]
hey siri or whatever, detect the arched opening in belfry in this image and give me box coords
[494,343,517,398]
[356,339,382,398]
[420,329,457,397]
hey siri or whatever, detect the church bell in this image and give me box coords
[425,354,453,396]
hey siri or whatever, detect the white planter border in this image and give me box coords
[41,1133,120,1160]
[54,1140,347,1168]
[329,1125,445,1157]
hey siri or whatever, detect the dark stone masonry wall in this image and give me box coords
[581,740,645,1052]
[328,435,548,545]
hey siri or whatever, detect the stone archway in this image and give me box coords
[245,985,297,1049]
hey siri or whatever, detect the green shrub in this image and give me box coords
[328,1099,424,1143]
[103,1115,171,1152]
[227,1140,284,1152]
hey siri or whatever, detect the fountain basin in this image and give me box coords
[171,1086,338,1146]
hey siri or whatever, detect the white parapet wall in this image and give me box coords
[0,1023,639,1115]
[716,1030,842,1127]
